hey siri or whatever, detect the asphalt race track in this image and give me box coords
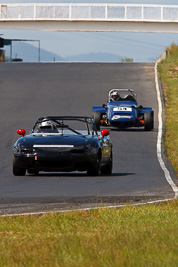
[0,63,177,214]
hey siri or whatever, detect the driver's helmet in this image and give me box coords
[111,91,120,101]
[39,120,58,132]
[40,120,54,128]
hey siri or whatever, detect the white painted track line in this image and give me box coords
[0,199,174,217]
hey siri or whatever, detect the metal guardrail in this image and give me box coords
[0,4,178,22]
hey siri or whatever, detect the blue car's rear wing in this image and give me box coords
[93,105,153,114]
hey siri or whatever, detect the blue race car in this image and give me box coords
[92,89,154,131]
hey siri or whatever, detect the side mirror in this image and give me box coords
[101,130,110,137]
[17,129,26,137]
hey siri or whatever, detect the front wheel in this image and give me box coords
[100,153,113,175]
[92,111,101,131]
[151,111,154,129]
[87,152,101,176]
[144,112,153,131]
[13,157,26,176]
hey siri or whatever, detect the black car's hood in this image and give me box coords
[16,133,93,148]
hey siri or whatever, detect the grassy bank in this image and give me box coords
[0,200,177,266]
[158,43,178,175]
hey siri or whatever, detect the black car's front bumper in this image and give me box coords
[13,150,97,172]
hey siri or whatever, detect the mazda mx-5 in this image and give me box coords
[13,116,112,176]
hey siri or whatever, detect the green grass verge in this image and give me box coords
[0,200,177,266]
[158,43,178,175]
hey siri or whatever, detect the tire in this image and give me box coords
[151,111,154,129]
[100,152,113,175]
[144,112,153,131]
[87,151,101,176]
[27,169,39,175]
[93,112,101,131]
[13,157,26,176]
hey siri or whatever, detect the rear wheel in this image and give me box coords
[87,152,101,176]
[100,152,113,175]
[144,112,153,131]
[92,111,101,131]
[13,157,26,176]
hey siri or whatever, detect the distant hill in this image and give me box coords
[4,42,127,63]
[5,42,64,62]
[66,52,123,62]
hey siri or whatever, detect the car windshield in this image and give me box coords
[31,117,95,136]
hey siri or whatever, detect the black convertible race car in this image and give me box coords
[13,116,112,176]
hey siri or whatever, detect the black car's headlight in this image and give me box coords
[13,145,33,154]
[13,146,20,153]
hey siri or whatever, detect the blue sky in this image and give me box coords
[1,1,178,62]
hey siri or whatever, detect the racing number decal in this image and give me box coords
[113,107,132,112]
